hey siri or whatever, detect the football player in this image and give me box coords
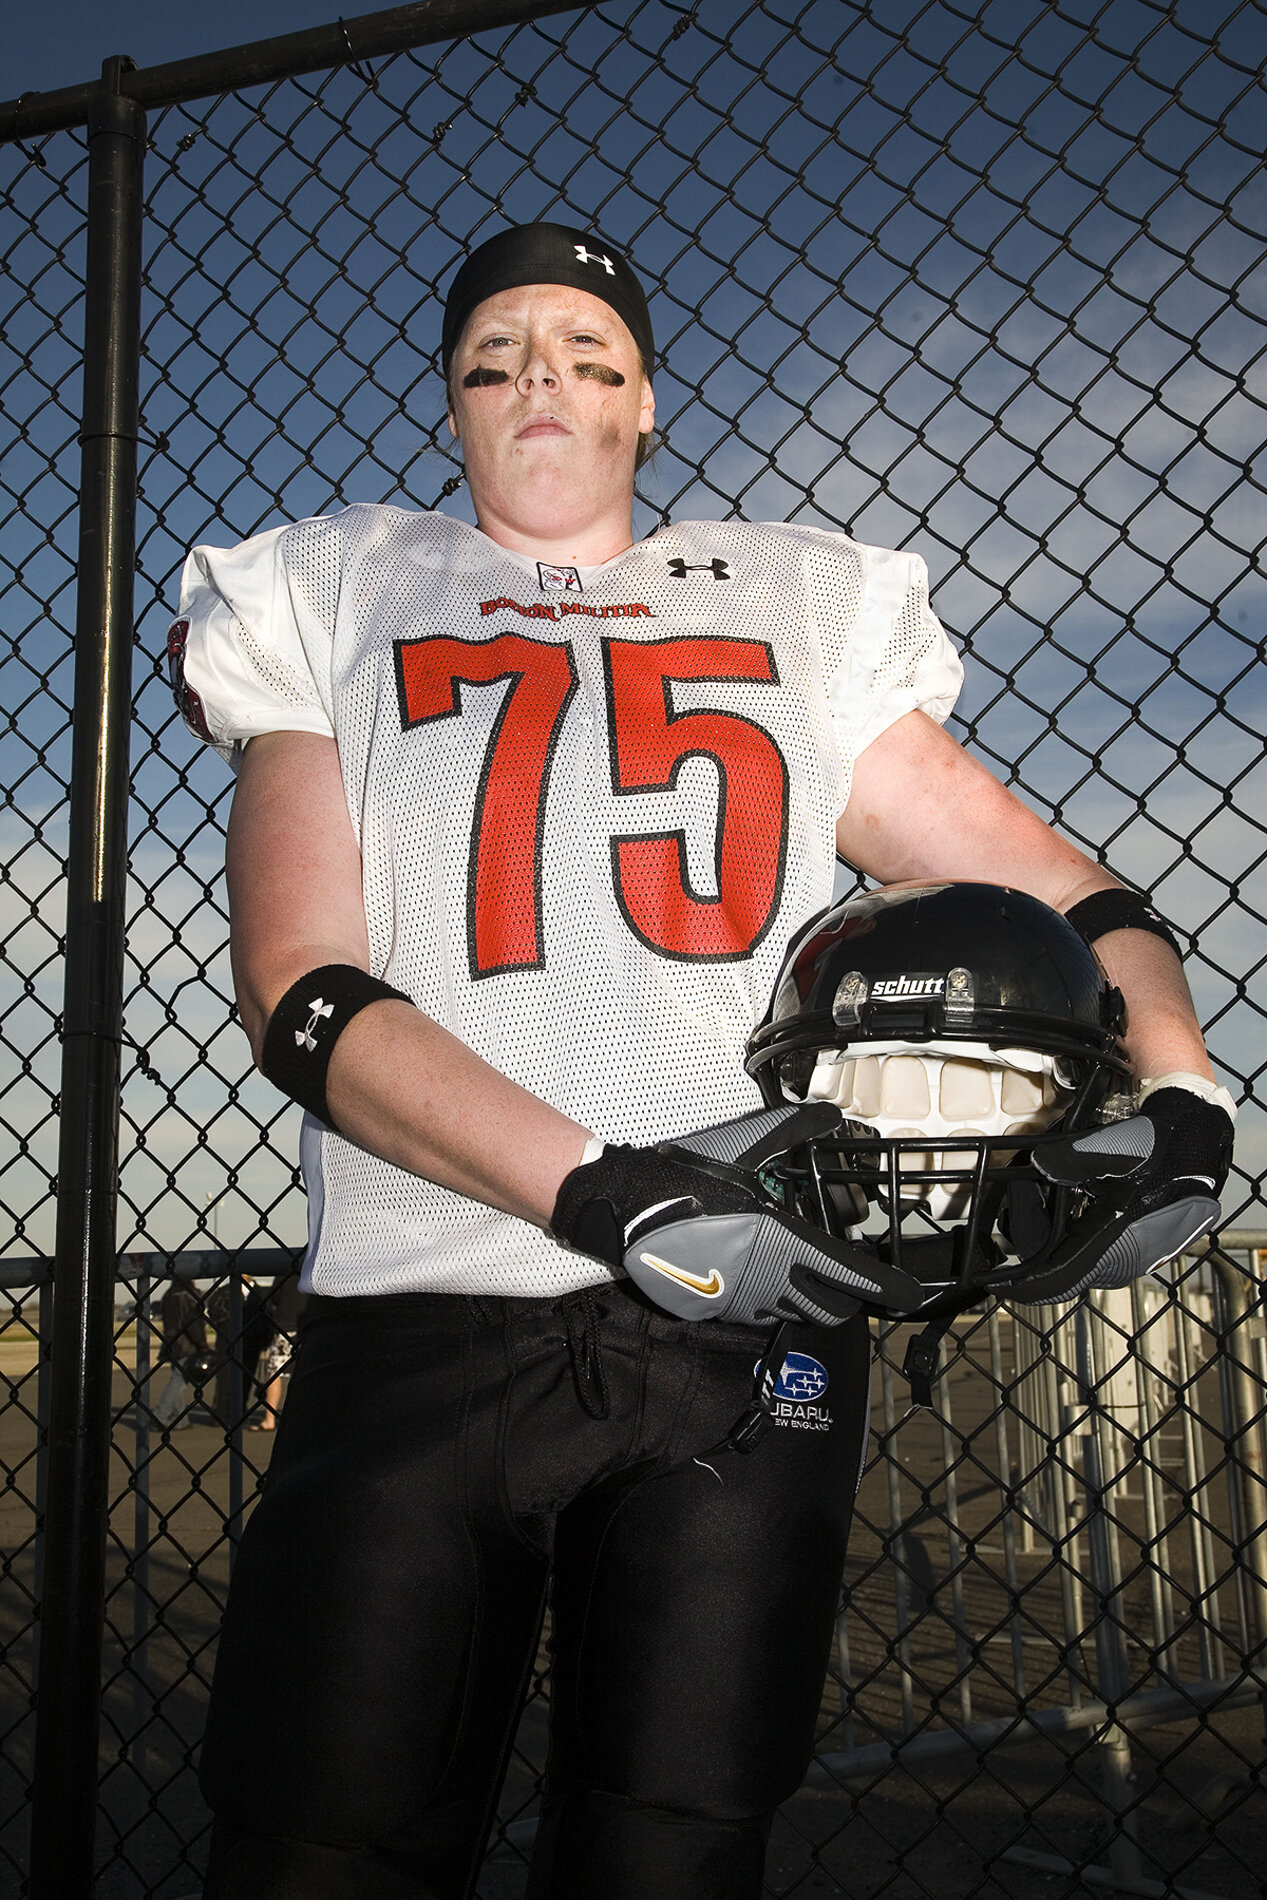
[174,223,1232,1900]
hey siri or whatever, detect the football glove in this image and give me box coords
[551,1103,923,1326]
[1004,1085,1234,1304]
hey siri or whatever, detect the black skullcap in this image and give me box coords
[441,222,655,379]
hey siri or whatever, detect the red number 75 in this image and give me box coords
[395,631,789,977]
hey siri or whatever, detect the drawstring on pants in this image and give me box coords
[564,1287,611,1420]
[712,1320,789,1456]
[559,1291,789,1444]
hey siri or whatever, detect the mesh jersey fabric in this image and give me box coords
[174,507,962,1298]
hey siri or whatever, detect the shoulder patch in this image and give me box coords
[166,618,215,744]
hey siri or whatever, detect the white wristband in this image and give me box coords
[580,1134,607,1166]
[1138,1072,1237,1122]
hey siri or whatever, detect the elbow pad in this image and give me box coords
[1064,888,1182,960]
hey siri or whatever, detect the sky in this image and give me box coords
[9,0,355,97]
[2,0,1263,1259]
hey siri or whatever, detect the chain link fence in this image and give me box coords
[1,0,1265,1894]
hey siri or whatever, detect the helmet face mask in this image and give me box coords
[802,1038,1073,1221]
[746,883,1130,1297]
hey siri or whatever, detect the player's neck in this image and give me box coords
[467,493,637,568]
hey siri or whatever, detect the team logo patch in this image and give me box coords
[166,617,214,744]
[759,1349,834,1432]
[478,595,652,621]
[538,562,582,592]
[773,1351,829,1402]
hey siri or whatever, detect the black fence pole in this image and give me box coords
[27,57,146,1900]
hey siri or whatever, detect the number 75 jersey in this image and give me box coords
[172,504,961,1298]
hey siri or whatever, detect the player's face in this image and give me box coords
[447,285,654,547]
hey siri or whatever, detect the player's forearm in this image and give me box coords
[322,998,590,1227]
[1045,868,1216,1085]
[227,730,589,1225]
[840,714,1216,1089]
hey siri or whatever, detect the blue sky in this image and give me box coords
[10,1,344,97]
[2,0,1263,1254]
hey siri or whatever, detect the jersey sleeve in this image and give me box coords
[167,520,338,762]
[812,538,963,799]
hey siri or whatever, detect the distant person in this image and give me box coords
[151,1281,211,1430]
[248,1273,304,1430]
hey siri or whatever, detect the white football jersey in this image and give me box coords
[172,507,962,1297]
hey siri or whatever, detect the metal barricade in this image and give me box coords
[2,1236,1263,1896]
[811,1237,1267,1900]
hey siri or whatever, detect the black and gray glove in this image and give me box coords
[551,1102,923,1326]
[1004,1085,1234,1304]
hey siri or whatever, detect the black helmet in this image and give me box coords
[745,882,1130,1292]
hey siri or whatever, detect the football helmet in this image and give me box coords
[744,882,1131,1304]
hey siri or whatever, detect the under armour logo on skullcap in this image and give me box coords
[574,244,616,275]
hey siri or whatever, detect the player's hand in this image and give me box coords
[1004,1087,1233,1304]
[551,1103,923,1326]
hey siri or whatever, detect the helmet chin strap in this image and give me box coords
[710,1320,794,1457]
[903,1326,947,1411]
[893,1173,1080,1406]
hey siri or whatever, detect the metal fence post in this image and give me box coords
[1079,1303,1143,1887]
[129,1261,153,1888]
[27,55,146,1900]
[1210,1253,1267,1666]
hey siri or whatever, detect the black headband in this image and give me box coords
[441,222,655,379]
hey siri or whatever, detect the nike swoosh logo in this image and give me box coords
[639,1252,724,1298]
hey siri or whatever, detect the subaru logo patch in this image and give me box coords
[772,1351,829,1403]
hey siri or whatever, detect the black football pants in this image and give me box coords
[200,1280,870,1900]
